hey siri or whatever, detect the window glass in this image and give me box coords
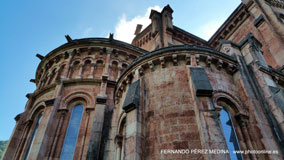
[60,104,84,160]
[220,109,242,160]
[24,113,43,160]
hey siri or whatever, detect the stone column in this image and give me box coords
[55,67,62,81]
[79,108,94,159]
[90,63,96,79]
[103,51,111,76]
[124,108,143,160]
[77,63,83,79]
[67,65,74,79]
[114,135,123,160]
[121,79,141,160]
[86,97,106,160]
[45,73,52,86]
[117,65,122,80]
[37,70,45,89]
[86,51,110,159]
[236,114,258,160]
[65,51,73,79]
[13,120,33,160]
[47,108,68,160]
[1,113,22,160]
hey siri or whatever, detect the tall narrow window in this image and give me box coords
[117,118,126,160]
[220,109,242,160]
[24,113,42,160]
[60,104,84,160]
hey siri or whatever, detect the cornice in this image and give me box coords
[265,0,284,9]
[258,64,284,84]
[209,3,250,48]
[114,45,239,103]
[33,78,102,98]
[35,38,149,82]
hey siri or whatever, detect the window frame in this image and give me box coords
[60,103,84,160]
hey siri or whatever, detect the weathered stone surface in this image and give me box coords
[122,79,140,113]
[189,67,213,97]
[4,2,284,160]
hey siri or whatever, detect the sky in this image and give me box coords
[0,0,241,140]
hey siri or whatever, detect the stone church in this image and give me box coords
[2,0,284,159]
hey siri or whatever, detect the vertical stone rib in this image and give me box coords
[79,109,91,160]
[47,110,67,160]
[241,124,258,159]
[13,121,32,160]
[91,63,96,79]
[86,104,106,160]
[78,64,83,78]
[45,83,65,159]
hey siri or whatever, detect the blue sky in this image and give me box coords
[0,0,240,140]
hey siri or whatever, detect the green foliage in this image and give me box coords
[0,140,8,159]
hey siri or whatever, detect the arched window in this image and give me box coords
[115,118,126,160]
[60,104,84,160]
[82,59,92,78]
[220,109,242,160]
[24,113,43,160]
[71,61,80,79]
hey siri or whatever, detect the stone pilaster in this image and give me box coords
[86,96,106,160]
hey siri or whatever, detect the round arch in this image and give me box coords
[28,101,46,120]
[60,91,95,110]
[213,90,248,116]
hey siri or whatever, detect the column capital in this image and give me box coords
[57,108,68,116]
[44,98,56,106]
[235,113,249,127]
[114,134,123,147]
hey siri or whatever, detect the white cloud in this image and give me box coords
[83,27,93,37]
[197,21,223,40]
[114,6,162,43]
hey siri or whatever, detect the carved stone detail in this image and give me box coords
[206,56,212,67]
[138,67,144,76]
[235,113,249,127]
[217,59,223,70]
[195,54,200,65]
[148,61,154,71]
[185,54,191,65]
[227,63,236,74]
[159,57,166,68]
[172,54,178,66]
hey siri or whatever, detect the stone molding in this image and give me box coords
[35,39,146,87]
[212,90,249,116]
[265,0,284,9]
[114,45,239,103]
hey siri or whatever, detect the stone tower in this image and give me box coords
[2,37,146,159]
[3,0,284,160]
